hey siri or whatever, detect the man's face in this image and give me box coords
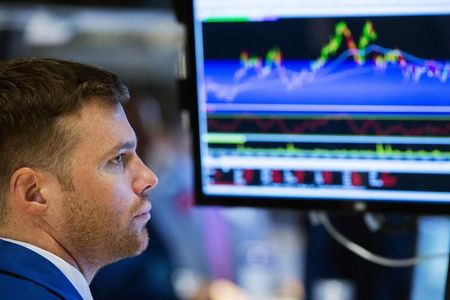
[56,99,157,266]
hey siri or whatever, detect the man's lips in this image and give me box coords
[134,203,152,220]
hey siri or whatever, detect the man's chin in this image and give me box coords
[130,230,150,256]
[107,228,149,262]
[137,232,149,254]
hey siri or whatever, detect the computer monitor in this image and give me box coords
[183,0,450,213]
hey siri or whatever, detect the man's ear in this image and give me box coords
[9,168,49,215]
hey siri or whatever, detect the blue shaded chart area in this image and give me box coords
[202,19,450,115]
[204,59,450,108]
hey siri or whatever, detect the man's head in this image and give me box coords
[0,58,130,208]
[0,58,157,277]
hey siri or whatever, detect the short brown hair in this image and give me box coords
[0,58,130,219]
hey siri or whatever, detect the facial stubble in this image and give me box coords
[62,192,149,269]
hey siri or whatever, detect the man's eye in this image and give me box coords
[111,154,125,165]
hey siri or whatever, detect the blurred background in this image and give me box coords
[0,1,449,299]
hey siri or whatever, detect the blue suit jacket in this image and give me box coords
[0,239,83,299]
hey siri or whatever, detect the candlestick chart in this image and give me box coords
[203,20,450,112]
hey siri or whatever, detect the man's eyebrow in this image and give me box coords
[109,141,137,155]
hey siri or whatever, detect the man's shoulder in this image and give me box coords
[0,271,63,299]
[0,239,83,300]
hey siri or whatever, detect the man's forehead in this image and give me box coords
[64,100,136,155]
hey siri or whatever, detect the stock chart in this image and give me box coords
[198,16,450,200]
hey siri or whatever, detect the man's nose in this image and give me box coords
[133,157,158,196]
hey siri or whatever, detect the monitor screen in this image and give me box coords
[186,0,450,213]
